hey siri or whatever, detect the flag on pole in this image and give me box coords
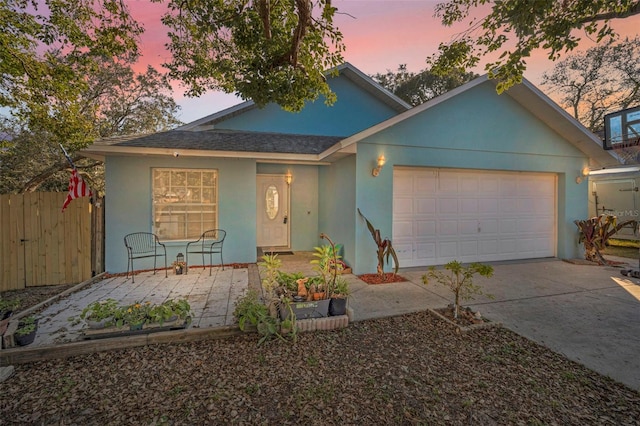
[61,169,92,212]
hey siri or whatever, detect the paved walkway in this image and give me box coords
[31,266,247,347]
[3,253,640,392]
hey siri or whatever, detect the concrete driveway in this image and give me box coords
[346,258,640,392]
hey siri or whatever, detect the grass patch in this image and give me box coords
[608,239,640,248]
[602,239,640,259]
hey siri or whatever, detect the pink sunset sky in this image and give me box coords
[126,0,640,124]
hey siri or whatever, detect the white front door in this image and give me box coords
[256,174,290,248]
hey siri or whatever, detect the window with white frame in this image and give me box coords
[152,168,218,240]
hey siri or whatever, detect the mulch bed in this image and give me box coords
[358,272,408,284]
[2,285,640,424]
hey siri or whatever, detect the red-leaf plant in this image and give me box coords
[358,208,399,276]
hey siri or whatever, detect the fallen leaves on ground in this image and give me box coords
[2,309,640,425]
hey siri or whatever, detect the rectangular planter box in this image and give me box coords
[280,299,330,320]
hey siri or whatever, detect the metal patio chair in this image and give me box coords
[186,229,226,275]
[124,232,168,283]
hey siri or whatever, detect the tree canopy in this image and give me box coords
[0,1,181,193]
[372,65,478,107]
[153,0,345,112]
[427,0,640,93]
[541,37,640,132]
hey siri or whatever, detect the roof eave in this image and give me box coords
[80,145,328,164]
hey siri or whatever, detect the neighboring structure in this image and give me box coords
[587,105,640,239]
[83,63,619,275]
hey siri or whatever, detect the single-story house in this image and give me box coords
[83,63,619,275]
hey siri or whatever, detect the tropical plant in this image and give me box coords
[310,234,343,299]
[422,261,494,320]
[575,215,638,264]
[258,253,284,297]
[358,208,399,276]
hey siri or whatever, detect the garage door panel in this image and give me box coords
[393,197,414,215]
[460,199,478,214]
[394,221,413,239]
[499,219,517,234]
[438,198,458,214]
[415,174,437,192]
[499,198,518,213]
[416,220,436,237]
[393,168,556,267]
[460,220,478,235]
[479,239,498,255]
[480,178,499,193]
[460,177,479,192]
[416,243,436,261]
[479,199,499,214]
[439,175,458,191]
[460,240,478,256]
[416,198,436,214]
[439,220,458,236]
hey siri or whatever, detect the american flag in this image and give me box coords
[61,169,92,212]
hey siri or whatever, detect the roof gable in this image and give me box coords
[178,63,411,137]
[331,76,618,167]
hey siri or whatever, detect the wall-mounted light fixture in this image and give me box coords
[285,171,292,185]
[576,166,590,184]
[372,154,386,177]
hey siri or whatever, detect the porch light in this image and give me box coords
[285,171,292,185]
[372,155,386,177]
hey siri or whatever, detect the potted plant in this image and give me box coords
[121,301,152,330]
[163,298,192,321]
[233,289,290,345]
[329,276,350,316]
[0,297,20,320]
[15,315,38,346]
[80,299,120,329]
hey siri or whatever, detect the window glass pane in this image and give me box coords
[152,168,218,240]
[265,185,279,220]
[187,171,201,187]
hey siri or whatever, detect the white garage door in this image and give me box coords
[393,168,556,267]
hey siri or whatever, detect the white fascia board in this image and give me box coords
[81,145,324,163]
[176,101,256,131]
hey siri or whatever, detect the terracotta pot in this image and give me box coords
[312,292,326,301]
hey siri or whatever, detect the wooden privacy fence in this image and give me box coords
[0,192,104,292]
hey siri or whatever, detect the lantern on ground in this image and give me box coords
[175,253,185,275]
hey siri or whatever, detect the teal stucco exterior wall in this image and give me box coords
[351,82,589,274]
[215,76,400,136]
[105,156,257,273]
[318,156,357,269]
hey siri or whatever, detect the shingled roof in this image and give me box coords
[92,129,345,155]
